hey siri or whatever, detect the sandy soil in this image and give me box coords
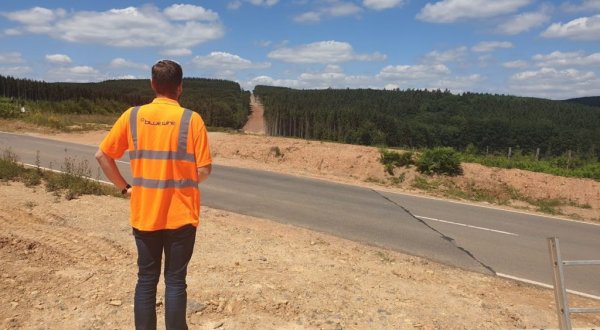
[1,182,600,329]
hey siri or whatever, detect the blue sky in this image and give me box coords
[0,0,599,99]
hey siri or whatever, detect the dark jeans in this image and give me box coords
[132,224,197,330]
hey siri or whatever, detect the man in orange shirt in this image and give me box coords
[95,60,211,330]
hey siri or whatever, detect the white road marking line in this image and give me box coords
[497,272,600,301]
[20,162,112,185]
[415,215,519,237]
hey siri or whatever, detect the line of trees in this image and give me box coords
[253,86,600,160]
[0,75,251,129]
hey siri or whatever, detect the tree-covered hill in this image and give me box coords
[254,86,600,160]
[0,75,250,129]
[564,96,600,108]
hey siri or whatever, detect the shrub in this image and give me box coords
[270,146,283,158]
[379,149,414,175]
[416,147,463,176]
[0,148,24,181]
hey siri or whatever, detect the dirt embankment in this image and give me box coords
[2,183,600,329]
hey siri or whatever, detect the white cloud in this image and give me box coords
[45,54,72,64]
[246,75,303,89]
[532,51,600,67]
[256,40,272,47]
[47,65,103,82]
[246,62,483,92]
[294,1,362,22]
[429,74,484,93]
[0,66,32,77]
[228,1,243,10]
[363,0,405,10]
[2,7,65,25]
[3,28,21,36]
[423,46,467,63]
[471,41,513,52]
[561,0,600,12]
[294,11,322,22]
[245,65,374,89]
[327,2,363,16]
[496,10,550,35]
[115,74,138,80]
[160,48,193,56]
[3,5,225,51]
[247,0,279,6]
[541,15,600,40]
[109,58,149,70]
[192,52,271,71]
[417,0,532,23]
[377,63,483,91]
[0,52,24,64]
[503,60,529,69]
[268,41,385,64]
[297,65,372,88]
[163,4,219,21]
[377,64,451,81]
[509,67,600,99]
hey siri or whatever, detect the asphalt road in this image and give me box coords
[2,132,599,297]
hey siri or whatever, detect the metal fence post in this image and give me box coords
[548,237,572,330]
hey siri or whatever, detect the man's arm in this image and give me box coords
[197,164,212,184]
[95,149,131,195]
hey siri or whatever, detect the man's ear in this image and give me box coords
[150,79,157,92]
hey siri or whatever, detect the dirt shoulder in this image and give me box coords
[2,182,600,329]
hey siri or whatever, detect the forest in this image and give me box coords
[254,86,600,160]
[0,75,250,129]
[565,96,600,108]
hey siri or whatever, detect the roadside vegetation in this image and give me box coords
[380,146,599,180]
[0,75,251,130]
[0,147,119,200]
[379,147,593,217]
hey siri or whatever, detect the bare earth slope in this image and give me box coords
[241,95,266,135]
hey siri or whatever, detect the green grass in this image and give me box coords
[460,152,600,181]
[411,176,441,191]
[20,112,119,132]
[409,175,580,216]
[0,147,120,199]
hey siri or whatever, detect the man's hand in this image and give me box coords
[197,164,212,183]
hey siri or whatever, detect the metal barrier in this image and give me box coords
[547,237,600,330]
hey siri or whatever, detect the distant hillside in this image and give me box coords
[0,75,251,129]
[254,86,600,159]
[564,96,600,108]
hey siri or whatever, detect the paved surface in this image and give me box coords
[2,132,600,297]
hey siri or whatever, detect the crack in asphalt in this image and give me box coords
[371,189,496,275]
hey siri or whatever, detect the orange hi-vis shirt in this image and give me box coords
[100,97,211,231]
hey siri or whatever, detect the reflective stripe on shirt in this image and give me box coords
[129,106,198,189]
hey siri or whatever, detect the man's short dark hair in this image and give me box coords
[152,60,183,95]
